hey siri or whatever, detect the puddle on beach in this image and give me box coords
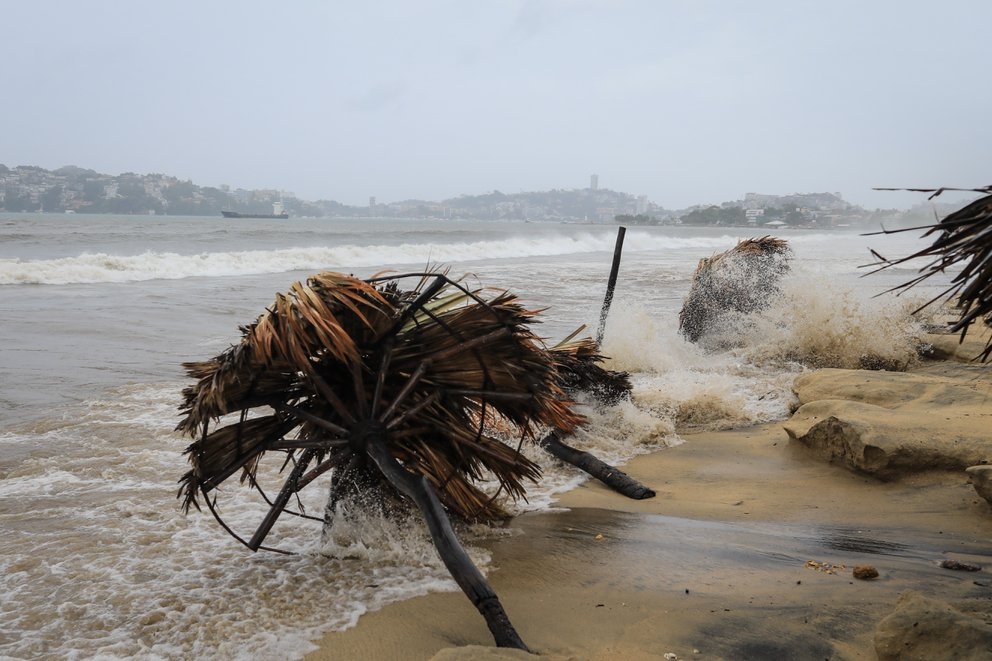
[482,507,990,659]
[502,507,985,574]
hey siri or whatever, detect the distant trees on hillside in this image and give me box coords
[680,205,746,225]
[614,213,659,225]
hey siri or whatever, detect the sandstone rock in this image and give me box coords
[966,465,992,505]
[922,330,992,363]
[874,591,992,661]
[783,368,992,478]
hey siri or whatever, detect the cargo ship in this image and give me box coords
[221,201,289,219]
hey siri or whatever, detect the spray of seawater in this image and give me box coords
[593,262,933,436]
[736,270,931,371]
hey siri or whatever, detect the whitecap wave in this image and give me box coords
[0,231,763,285]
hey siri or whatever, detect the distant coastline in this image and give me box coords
[0,163,949,229]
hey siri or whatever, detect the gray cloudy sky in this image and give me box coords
[3,1,989,209]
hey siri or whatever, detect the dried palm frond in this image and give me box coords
[678,236,792,343]
[867,187,992,362]
[177,269,583,536]
[549,334,631,405]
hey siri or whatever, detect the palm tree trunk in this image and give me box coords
[366,438,529,651]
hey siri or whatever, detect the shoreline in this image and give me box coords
[304,334,991,660]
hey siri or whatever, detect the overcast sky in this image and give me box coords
[3,1,989,209]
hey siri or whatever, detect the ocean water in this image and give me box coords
[0,213,947,660]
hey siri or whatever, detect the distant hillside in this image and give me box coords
[0,164,663,221]
[1,163,930,228]
[381,188,659,222]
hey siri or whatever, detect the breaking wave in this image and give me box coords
[1,231,773,285]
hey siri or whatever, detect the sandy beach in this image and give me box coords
[305,332,991,661]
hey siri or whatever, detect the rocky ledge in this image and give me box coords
[783,364,991,480]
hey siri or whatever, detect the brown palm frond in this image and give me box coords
[178,414,300,512]
[867,189,992,361]
[549,335,632,405]
[678,236,792,343]
[177,269,582,537]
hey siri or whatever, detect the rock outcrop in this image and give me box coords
[874,591,992,661]
[966,465,992,505]
[783,366,992,479]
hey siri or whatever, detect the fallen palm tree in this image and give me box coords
[176,267,658,650]
[177,269,587,650]
[868,185,992,362]
[678,236,792,343]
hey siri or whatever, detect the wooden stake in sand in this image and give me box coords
[597,225,627,344]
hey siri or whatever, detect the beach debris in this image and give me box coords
[177,269,592,650]
[175,267,658,651]
[550,333,632,406]
[853,564,880,580]
[804,559,846,574]
[939,559,982,572]
[678,236,792,343]
[868,185,992,362]
[538,333,656,499]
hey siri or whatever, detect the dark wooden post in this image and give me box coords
[597,226,627,344]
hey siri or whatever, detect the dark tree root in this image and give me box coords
[539,429,655,500]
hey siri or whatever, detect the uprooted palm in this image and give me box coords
[177,269,585,650]
[178,270,583,526]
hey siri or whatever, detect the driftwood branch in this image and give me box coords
[366,438,529,651]
[539,429,655,500]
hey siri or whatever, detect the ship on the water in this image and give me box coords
[221,201,288,219]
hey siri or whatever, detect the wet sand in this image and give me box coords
[305,339,991,661]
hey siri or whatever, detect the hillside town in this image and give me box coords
[0,164,935,228]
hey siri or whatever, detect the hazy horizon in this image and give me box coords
[4,1,990,210]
